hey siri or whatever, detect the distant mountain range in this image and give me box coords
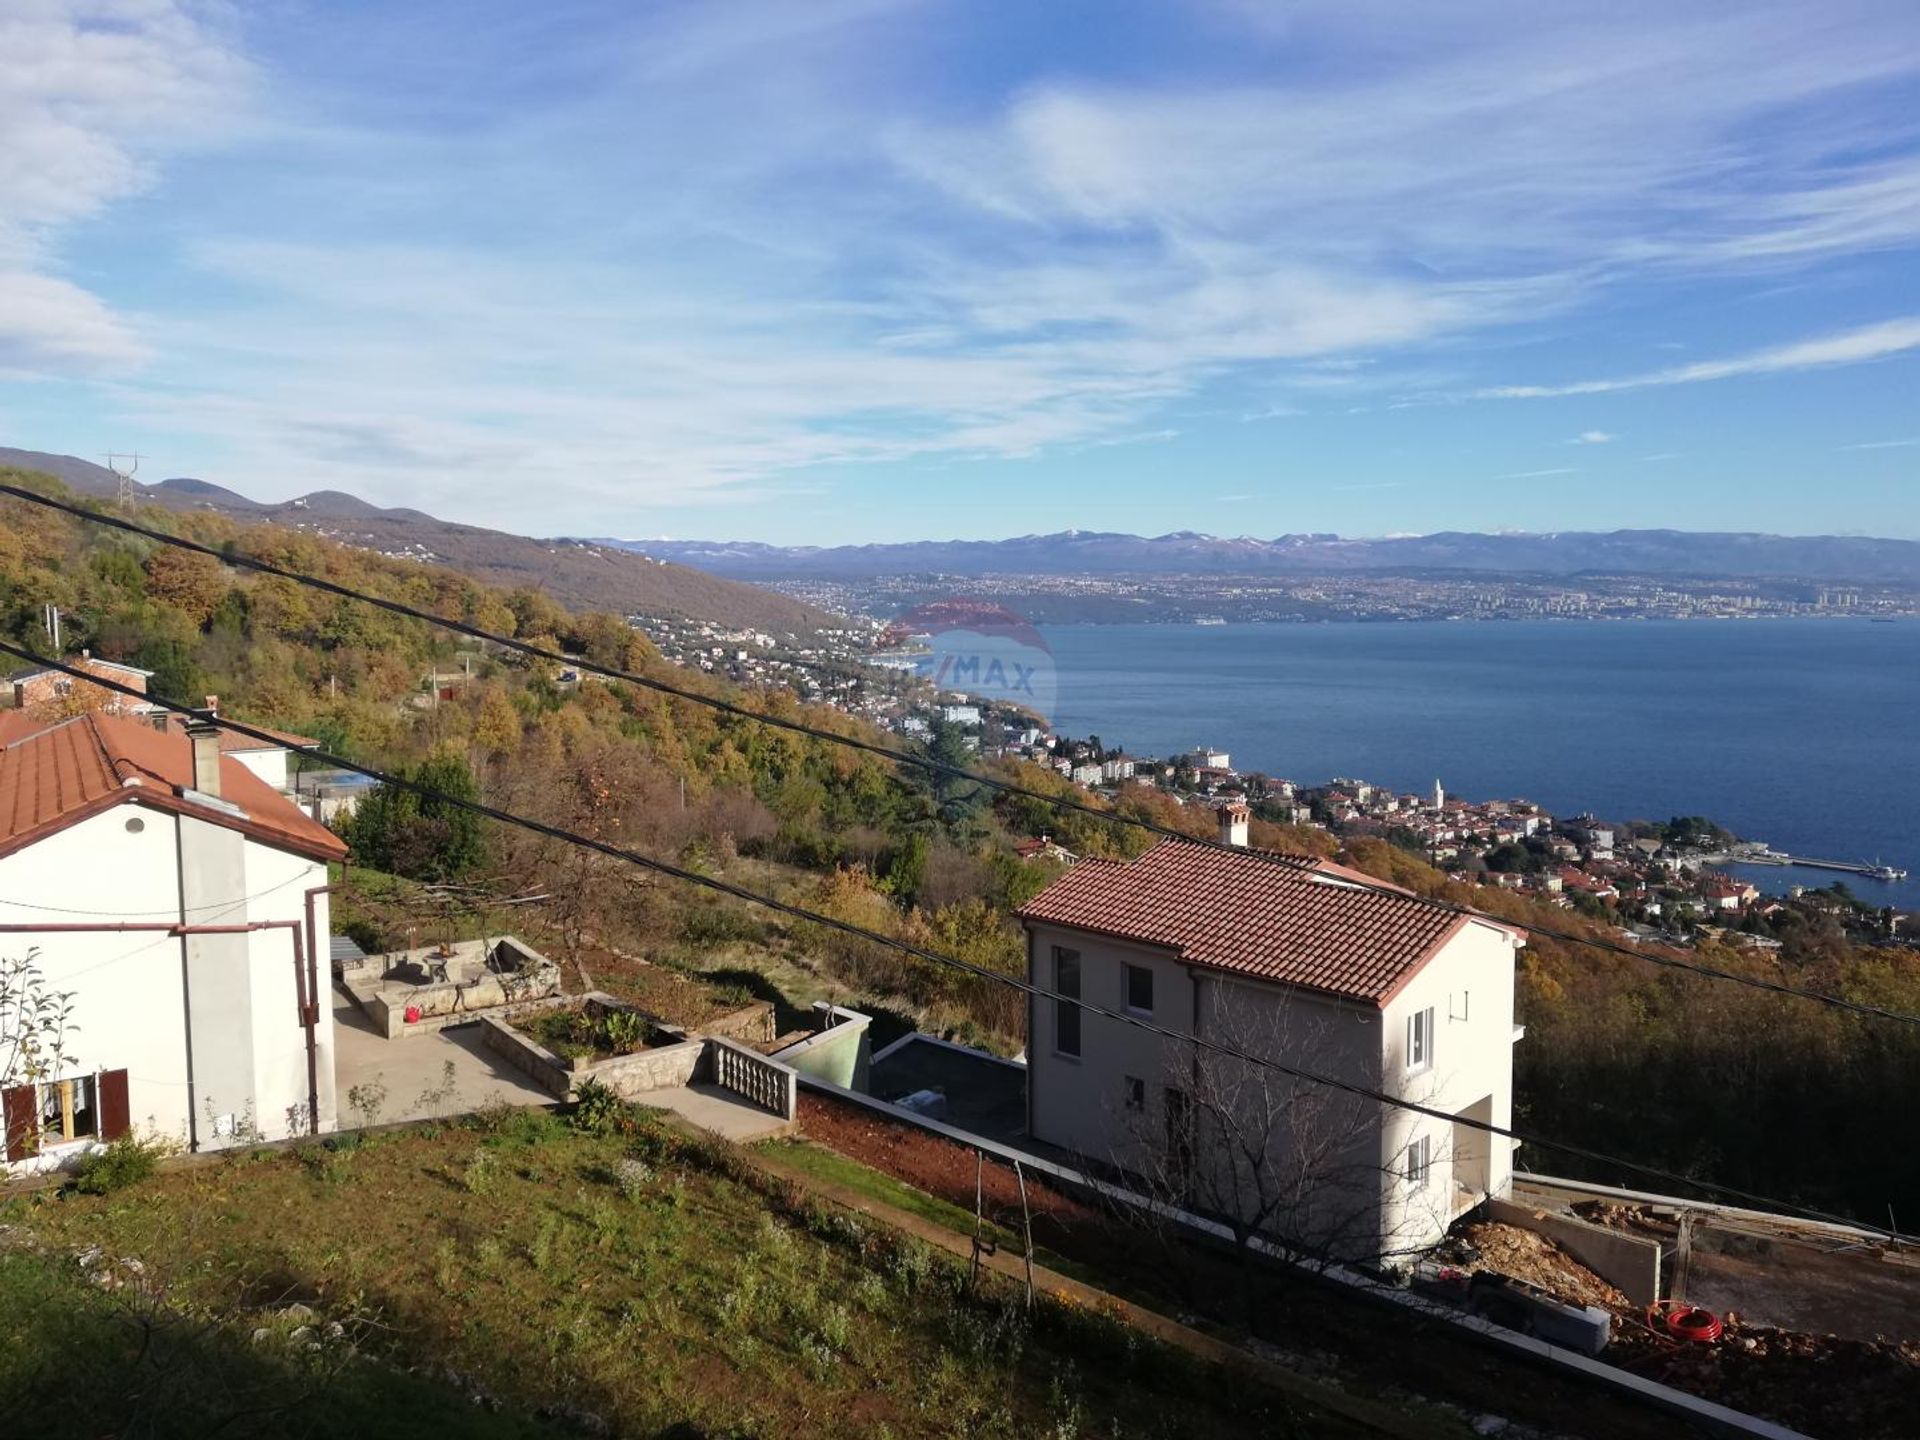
[590,528,1920,582]
[0,448,837,635]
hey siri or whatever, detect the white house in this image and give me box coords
[157,700,317,795]
[0,710,347,1173]
[1018,833,1524,1262]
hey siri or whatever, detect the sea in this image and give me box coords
[1037,618,1920,908]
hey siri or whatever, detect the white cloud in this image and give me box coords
[1479,316,1920,399]
[1843,436,1920,450]
[1570,430,1613,444]
[0,1,250,376]
[1498,467,1576,479]
[8,0,1920,529]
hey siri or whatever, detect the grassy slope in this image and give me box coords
[0,1112,1376,1440]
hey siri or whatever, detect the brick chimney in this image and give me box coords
[203,694,220,716]
[1218,799,1250,848]
[184,716,222,799]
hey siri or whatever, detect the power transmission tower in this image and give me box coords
[104,452,141,512]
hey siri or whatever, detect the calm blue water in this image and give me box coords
[1039,619,1920,907]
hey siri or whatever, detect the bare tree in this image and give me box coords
[1096,983,1454,1324]
[1,948,76,1089]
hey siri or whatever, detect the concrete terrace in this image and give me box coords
[330,987,791,1141]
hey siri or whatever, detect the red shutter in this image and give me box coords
[2,1084,35,1162]
[98,1070,131,1142]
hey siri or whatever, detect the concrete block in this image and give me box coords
[1488,1197,1663,1309]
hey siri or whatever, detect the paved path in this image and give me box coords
[643,1082,792,1142]
[331,987,553,1122]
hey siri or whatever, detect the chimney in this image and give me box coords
[185,716,222,799]
[1218,799,1250,848]
[203,694,220,716]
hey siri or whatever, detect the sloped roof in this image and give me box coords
[0,711,345,863]
[1017,839,1489,1007]
[155,711,318,753]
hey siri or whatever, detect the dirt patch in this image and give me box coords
[1446,1221,1629,1312]
[796,1090,1103,1255]
[575,944,756,1029]
[1452,1218,1920,1437]
[1609,1318,1920,1439]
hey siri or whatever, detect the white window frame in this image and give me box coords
[1406,1134,1432,1189]
[1406,1006,1435,1075]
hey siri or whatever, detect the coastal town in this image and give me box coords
[770,569,1920,627]
[936,711,1919,952]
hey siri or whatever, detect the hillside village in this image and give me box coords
[0,463,1915,1440]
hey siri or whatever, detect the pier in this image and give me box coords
[1711,849,1907,882]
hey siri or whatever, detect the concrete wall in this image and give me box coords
[1489,1197,1664,1309]
[1026,922,1197,1174]
[0,799,331,1169]
[1025,905,1522,1261]
[231,748,290,793]
[480,1010,705,1100]
[702,1001,777,1046]
[769,1004,871,1090]
[1377,918,1523,1253]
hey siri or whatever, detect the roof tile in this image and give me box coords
[1017,839,1473,1007]
[0,711,346,863]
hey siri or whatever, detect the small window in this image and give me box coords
[1123,1075,1145,1112]
[36,1076,97,1146]
[1406,1134,1432,1189]
[1054,946,1082,1058]
[1124,963,1154,1015]
[1407,1007,1435,1074]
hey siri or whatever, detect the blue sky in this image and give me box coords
[2,0,1918,544]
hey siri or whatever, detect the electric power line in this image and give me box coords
[0,642,1897,1241]
[0,480,1910,1029]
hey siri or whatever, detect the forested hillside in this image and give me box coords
[2,462,1914,1226]
[0,447,836,634]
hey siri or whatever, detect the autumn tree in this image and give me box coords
[141,548,227,627]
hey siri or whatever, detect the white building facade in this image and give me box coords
[1020,839,1522,1261]
[0,713,345,1173]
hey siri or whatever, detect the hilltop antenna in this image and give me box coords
[104,452,141,512]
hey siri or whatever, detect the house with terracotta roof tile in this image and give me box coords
[0,710,347,1174]
[5,651,155,716]
[1017,818,1524,1261]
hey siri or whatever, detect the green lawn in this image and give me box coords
[0,1108,1378,1439]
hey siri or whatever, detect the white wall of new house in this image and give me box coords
[0,798,332,1172]
[1375,919,1522,1254]
[1025,913,1520,1259]
[230,747,291,793]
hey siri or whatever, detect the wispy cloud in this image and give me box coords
[1843,436,1920,450]
[0,1,250,374]
[1569,430,1613,444]
[1498,467,1577,479]
[1478,317,1920,399]
[6,0,1920,530]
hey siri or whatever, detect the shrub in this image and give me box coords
[569,1079,625,1135]
[67,1136,161,1195]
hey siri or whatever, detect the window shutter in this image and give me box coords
[3,1084,35,1162]
[98,1070,131,1142]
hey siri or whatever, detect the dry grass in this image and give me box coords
[0,1110,1368,1439]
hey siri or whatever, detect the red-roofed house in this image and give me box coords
[0,711,347,1174]
[1018,838,1524,1260]
[6,651,154,716]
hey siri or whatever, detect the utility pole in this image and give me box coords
[42,603,61,653]
[104,452,141,512]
